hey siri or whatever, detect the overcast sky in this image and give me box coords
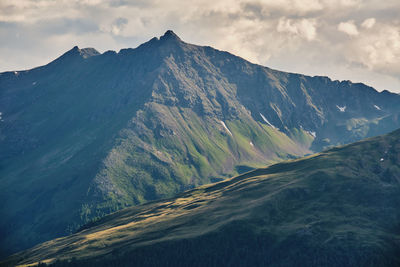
[1,0,399,92]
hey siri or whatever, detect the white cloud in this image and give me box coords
[338,20,359,36]
[102,17,129,36]
[335,0,361,6]
[361,18,376,29]
[277,18,317,41]
[256,0,323,15]
[352,24,400,74]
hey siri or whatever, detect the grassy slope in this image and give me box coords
[0,36,314,256]
[2,31,400,257]
[6,129,400,267]
[81,51,314,222]
[89,104,311,210]
[0,48,158,255]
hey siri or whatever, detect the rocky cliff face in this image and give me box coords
[1,30,399,256]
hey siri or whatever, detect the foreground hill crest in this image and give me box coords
[4,128,400,266]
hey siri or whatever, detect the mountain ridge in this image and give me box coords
[1,30,400,257]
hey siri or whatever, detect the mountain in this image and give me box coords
[4,128,400,267]
[1,30,400,256]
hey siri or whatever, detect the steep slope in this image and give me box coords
[1,30,400,256]
[5,128,400,267]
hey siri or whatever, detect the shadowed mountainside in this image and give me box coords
[4,128,400,267]
[1,30,400,256]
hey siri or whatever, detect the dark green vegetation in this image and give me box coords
[4,128,400,267]
[1,30,400,256]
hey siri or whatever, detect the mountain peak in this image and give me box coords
[133,31,183,52]
[67,45,80,54]
[63,46,99,59]
[160,30,181,42]
[79,47,100,58]
[50,46,100,65]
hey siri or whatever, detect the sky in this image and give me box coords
[0,0,399,92]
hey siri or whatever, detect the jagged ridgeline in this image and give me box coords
[1,30,400,256]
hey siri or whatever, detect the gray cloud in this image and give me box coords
[0,0,399,92]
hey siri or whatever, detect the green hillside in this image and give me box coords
[1,30,400,256]
[5,128,400,267]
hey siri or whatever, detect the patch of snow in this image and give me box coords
[374,105,381,110]
[32,81,37,85]
[0,112,2,120]
[300,125,316,138]
[260,113,279,130]
[249,141,254,147]
[14,71,19,76]
[220,121,233,136]
[336,105,346,112]
[307,131,317,138]
[380,158,384,162]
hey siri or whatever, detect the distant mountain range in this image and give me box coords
[4,128,400,267]
[1,30,400,257]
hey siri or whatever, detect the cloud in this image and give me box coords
[338,20,359,36]
[361,18,376,29]
[248,0,323,16]
[351,23,400,74]
[277,18,317,41]
[107,17,128,36]
[0,0,400,92]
